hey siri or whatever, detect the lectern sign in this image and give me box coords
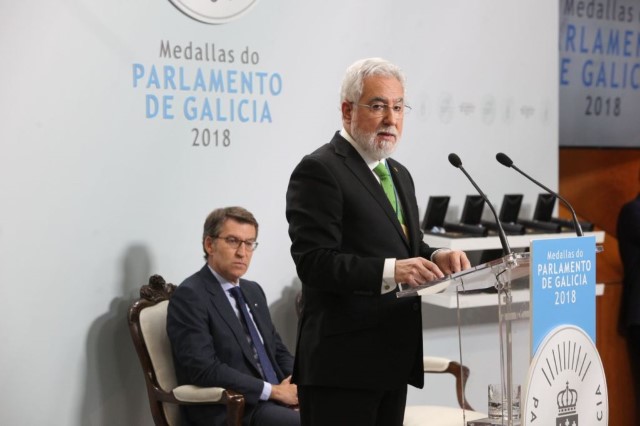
[530,236,596,356]
[525,236,607,426]
[523,326,608,426]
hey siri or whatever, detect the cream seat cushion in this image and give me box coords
[404,405,487,426]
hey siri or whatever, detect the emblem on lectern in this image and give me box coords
[557,381,578,426]
[523,326,608,426]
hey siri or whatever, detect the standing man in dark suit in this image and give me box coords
[167,207,300,426]
[285,57,471,426]
[617,167,640,409]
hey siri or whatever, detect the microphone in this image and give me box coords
[448,153,512,255]
[495,153,584,237]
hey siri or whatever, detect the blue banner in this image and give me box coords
[530,236,597,356]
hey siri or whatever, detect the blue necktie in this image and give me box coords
[228,286,279,384]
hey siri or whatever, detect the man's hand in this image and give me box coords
[270,375,298,407]
[432,249,471,275]
[394,257,445,287]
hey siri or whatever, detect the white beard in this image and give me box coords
[351,125,399,160]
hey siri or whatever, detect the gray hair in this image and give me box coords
[340,58,406,104]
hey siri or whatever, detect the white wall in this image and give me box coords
[0,1,557,424]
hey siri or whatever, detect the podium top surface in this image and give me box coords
[423,230,604,251]
[397,252,531,298]
[400,235,603,299]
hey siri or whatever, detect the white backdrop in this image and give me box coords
[0,1,557,424]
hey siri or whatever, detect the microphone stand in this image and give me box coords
[448,153,518,425]
[496,153,584,237]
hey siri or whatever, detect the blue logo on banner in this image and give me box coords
[530,236,596,356]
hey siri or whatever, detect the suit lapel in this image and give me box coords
[332,135,410,249]
[388,158,420,253]
[199,267,261,373]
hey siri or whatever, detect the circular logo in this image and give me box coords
[168,0,260,24]
[523,325,608,426]
[540,99,551,125]
[417,92,431,122]
[438,92,454,124]
[502,97,515,124]
[481,95,496,125]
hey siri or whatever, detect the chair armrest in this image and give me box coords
[423,356,474,411]
[166,386,245,426]
[150,384,245,426]
[173,385,225,403]
[423,356,453,373]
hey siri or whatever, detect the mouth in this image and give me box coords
[376,125,398,139]
[376,131,397,142]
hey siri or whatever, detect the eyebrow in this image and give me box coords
[220,234,257,241]
[366,96,405,104]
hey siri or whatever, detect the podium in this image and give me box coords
[398,235,608,426]
[398,252,530,425]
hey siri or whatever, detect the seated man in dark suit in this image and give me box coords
[167,206,299,426]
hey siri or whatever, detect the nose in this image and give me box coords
[383,107,398,125]
[235,242,248,256]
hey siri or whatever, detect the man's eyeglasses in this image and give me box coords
[354,102,411,117]
[215,236,259,251]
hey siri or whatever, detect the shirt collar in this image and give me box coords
[208,265,238,291]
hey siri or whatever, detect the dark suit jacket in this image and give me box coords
[167,265,294,426]
[618,193,640,330]
[285,132,436,391]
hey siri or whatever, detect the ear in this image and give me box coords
[341,101,353,125]
[204,236,215,256]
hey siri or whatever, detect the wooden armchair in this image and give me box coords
[403,356,487,425]
[127,275,245,426]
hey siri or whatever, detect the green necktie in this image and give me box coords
[373,162,404,225]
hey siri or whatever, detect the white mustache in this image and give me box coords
[376,127,397,137]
